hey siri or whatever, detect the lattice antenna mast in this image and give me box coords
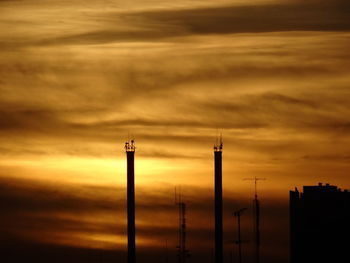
[175,187,190,263]
[244,177,266,263]
[244,177,266,199]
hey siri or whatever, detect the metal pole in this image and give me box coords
[254,197,260,263]
[238,213,242,263]
[234,208,247,263]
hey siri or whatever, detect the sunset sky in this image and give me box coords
[1,0,350,262]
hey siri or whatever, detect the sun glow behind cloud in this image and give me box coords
[1,0,350,262]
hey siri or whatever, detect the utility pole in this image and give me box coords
[244,177,266,263]
[233,208,247,263]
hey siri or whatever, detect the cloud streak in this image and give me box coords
[33,0,350,46]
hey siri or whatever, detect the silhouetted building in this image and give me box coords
[214,137,223,263]
[125,140,136,263]
[290,183,350,263]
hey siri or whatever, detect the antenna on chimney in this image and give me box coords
[214,132,223,152]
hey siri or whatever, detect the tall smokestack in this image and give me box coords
[214,136,223,263]
[125,140,136,263]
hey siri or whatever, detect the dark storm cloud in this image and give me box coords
[37,0,350,45]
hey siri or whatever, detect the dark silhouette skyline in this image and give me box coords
[3,169,350,263]
[121,140,350,263]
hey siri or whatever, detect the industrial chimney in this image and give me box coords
[125,139,136,263]
[214,136,223,263]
